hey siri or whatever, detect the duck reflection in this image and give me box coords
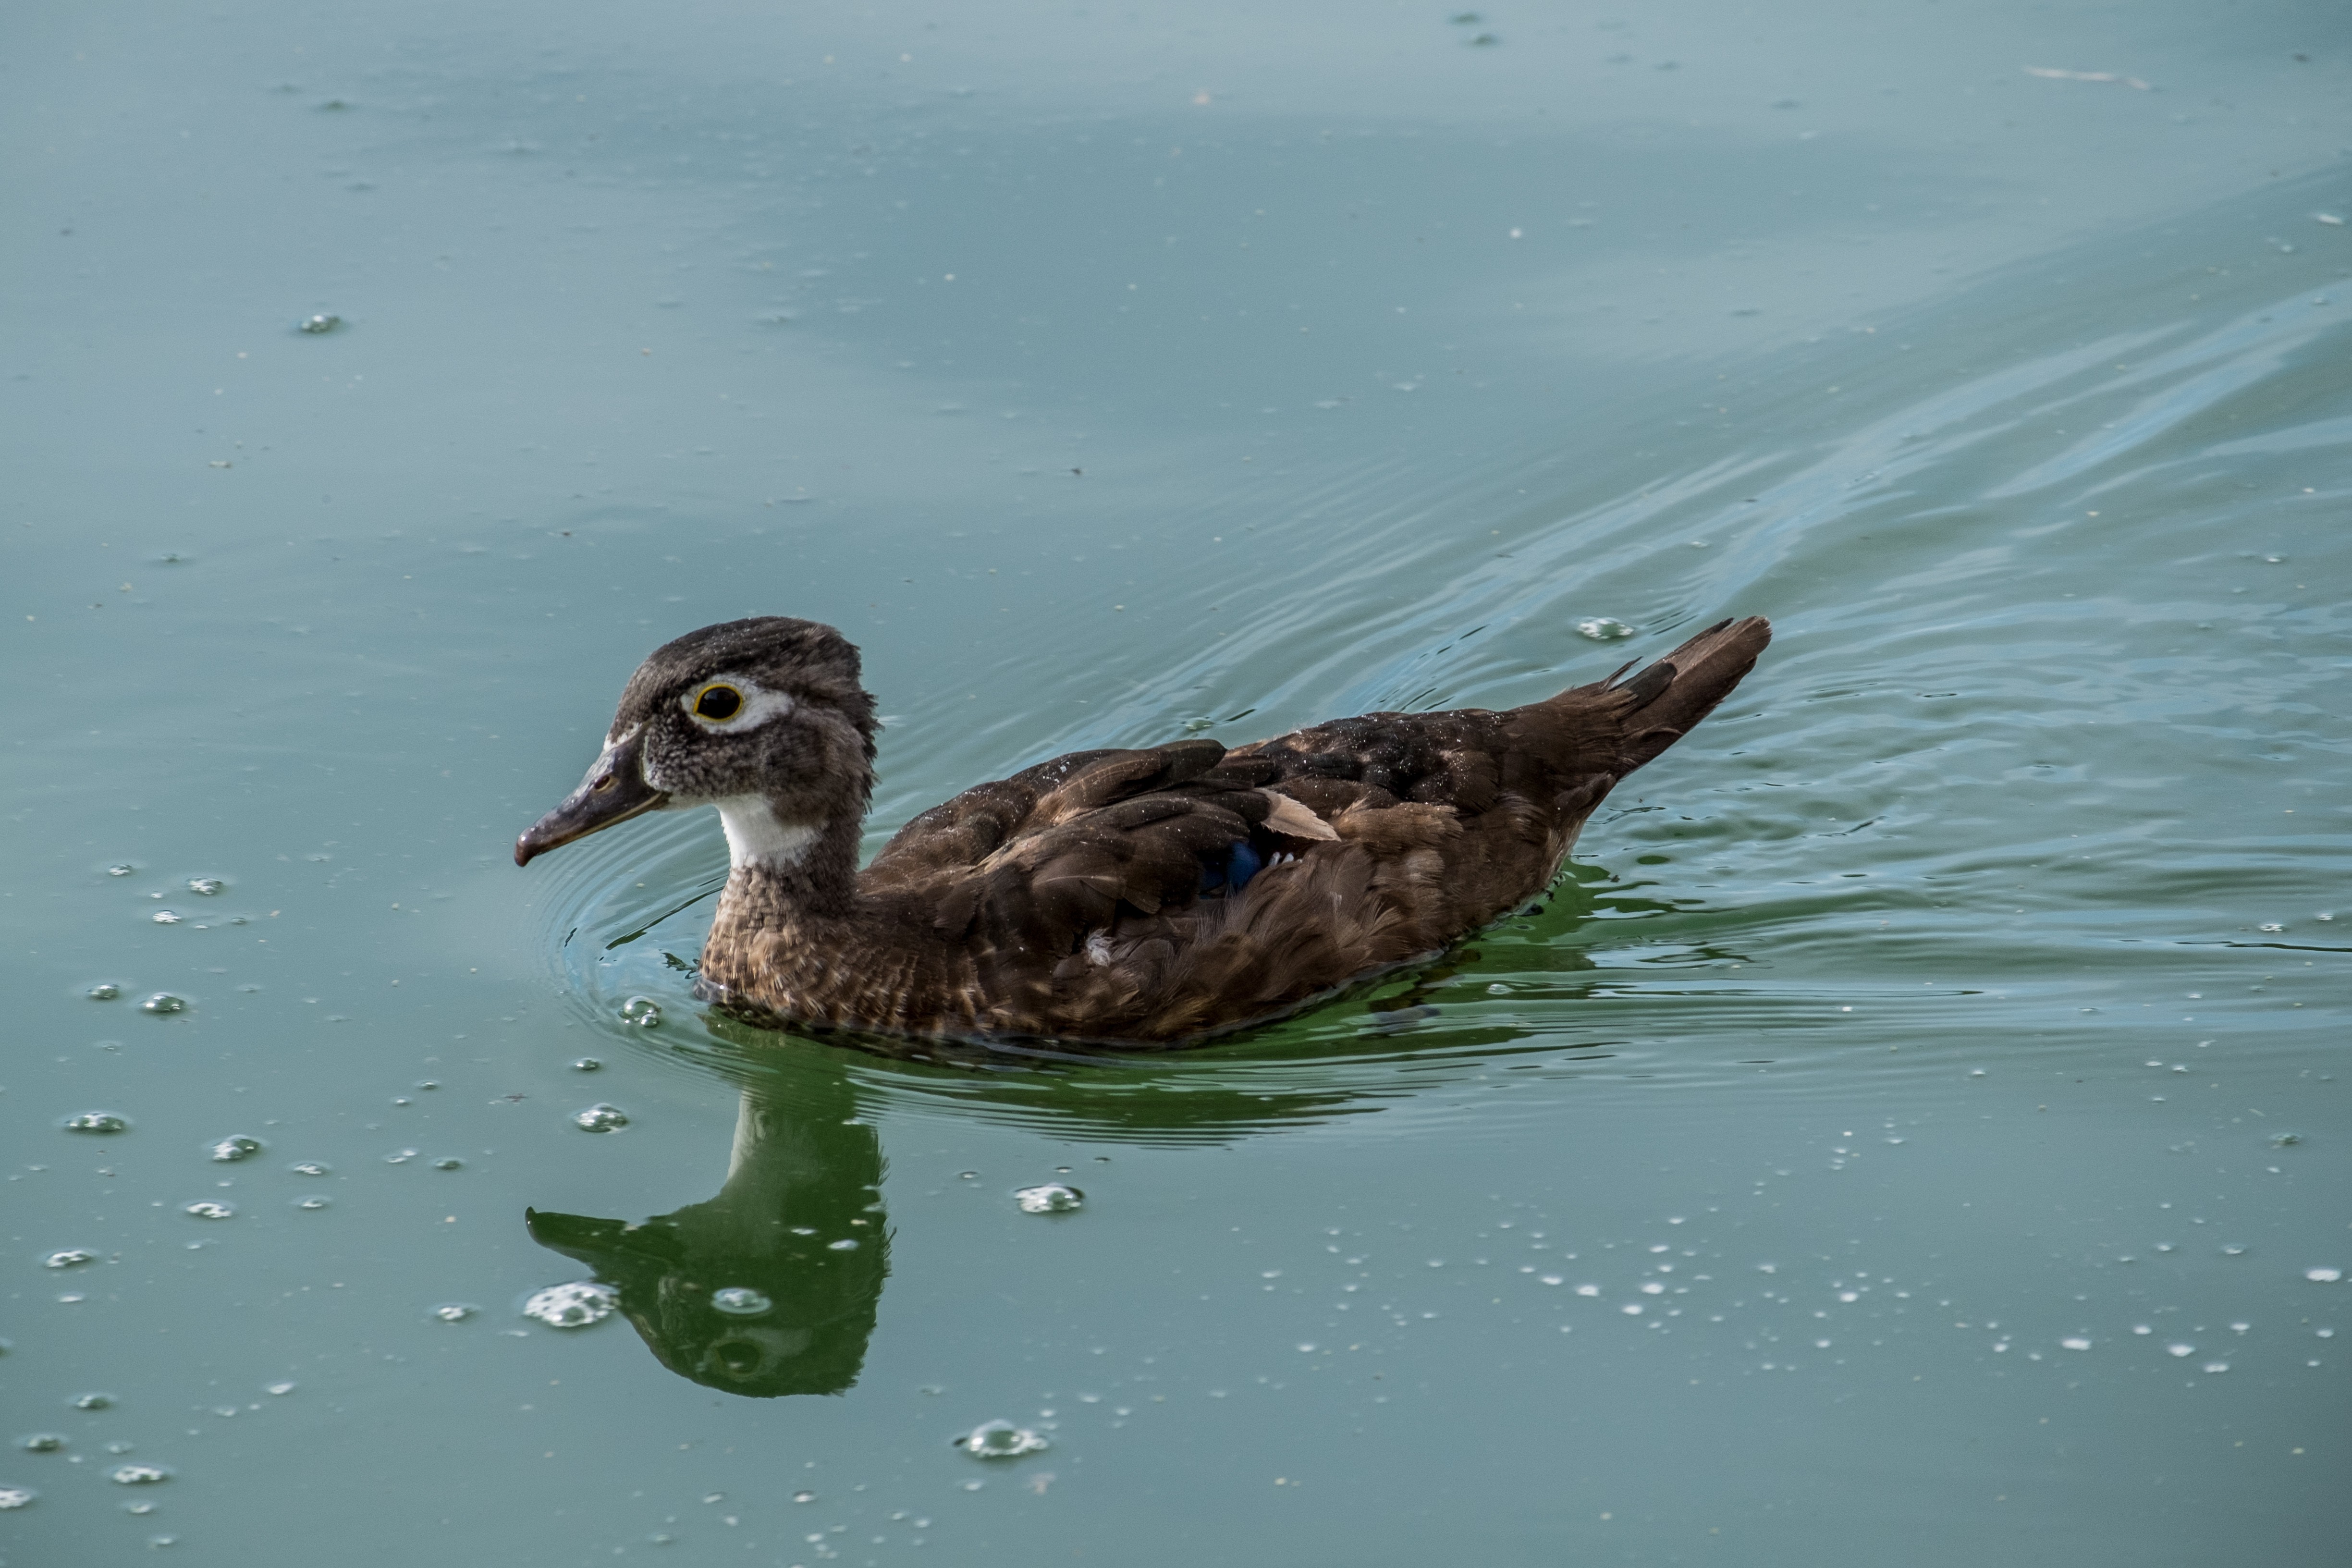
[526,908,1628,1398]
[525,1075,886,1398]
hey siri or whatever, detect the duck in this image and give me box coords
[516,613,1770,1046]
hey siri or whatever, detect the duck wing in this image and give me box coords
[862,737,1293,936]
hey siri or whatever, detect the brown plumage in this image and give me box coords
[516,614,1770,1047]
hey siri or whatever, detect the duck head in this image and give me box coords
[515,617,878,872]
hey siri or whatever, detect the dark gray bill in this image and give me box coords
[514,728,668,866]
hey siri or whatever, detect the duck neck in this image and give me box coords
[712,794,864,921]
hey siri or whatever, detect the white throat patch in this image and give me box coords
[713,795,821,870]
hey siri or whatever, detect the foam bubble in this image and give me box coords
[521,1281,618,1329]
[956,1420,1048,1458]
[710,1287,773,1317]
[1013,1184,1084,1214]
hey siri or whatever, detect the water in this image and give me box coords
[3,0,2348,1562]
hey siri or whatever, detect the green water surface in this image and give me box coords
[4,1,2348,1563]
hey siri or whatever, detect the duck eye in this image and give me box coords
[692,684,744,721]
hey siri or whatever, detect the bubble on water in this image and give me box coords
[288,1161,330,1176]
[267,1382,296,1396]
[43,1250,97,1270]
[1575,617,1635,641]
[107,865,136,878]
[298,313,341,334]
[2258,922,2284,933]
[522,1281,618,1329]
[70,1393,114,1410]
[710,1287,773,1318]
[1541,1274,1564,1286]
[956,1421,1049,1458]
[110,1464,171,1485]
[572,1103,629,1133]
[2132,1324,2152,1335]
[2306,1267,2343,1283]
[184,1201,235,1220]
[792,1490,817,1504]
[827,1238,859,1251]
[186,878,225,896]
[0,1487,33,1509]
[1181,717,1215,732]
[618,996,662,1028]
[571,1057,602,1072]
[20,1434,65,1453]
[2166,1342,2195,1358]
[141,993,187,1015]
[208,1136,263,1163]
[1621,1303,1644,1315]
[87,983,122,1001]
[1575,1284,1600,1297]
[294,1198,329,1210]
[2201,1361,2230,1373]
[1013,1184,1084,1214]
[2222,1244,2247,1256]
[429,1303,478,1323]
[62,1113,130,1134]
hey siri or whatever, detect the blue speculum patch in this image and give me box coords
[1199,839,1263,894]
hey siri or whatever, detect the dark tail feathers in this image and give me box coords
[1579,614,1771,773]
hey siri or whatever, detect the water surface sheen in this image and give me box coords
[4,1,2348,1563]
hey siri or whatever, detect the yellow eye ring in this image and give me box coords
[690,682,745,722]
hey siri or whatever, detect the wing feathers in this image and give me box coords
[1260,790,1338,840]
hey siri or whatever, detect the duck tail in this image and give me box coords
[1560,614,1772,773]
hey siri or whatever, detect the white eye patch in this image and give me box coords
[681,674,796,733]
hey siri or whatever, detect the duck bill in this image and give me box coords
[514,728,669,866]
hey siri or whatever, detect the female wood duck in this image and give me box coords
[516,613,1769,1046]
